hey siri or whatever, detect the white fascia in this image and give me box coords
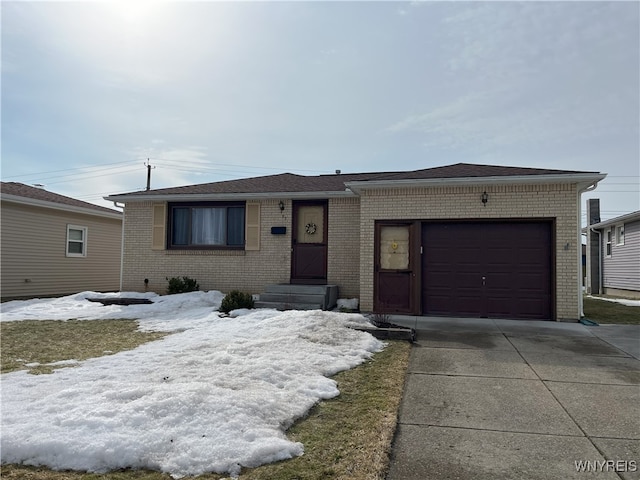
[588,210,640,231]
[104,190,357,203]
[345,172,607,193]
[1,194,123,220]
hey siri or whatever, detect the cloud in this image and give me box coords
[384,2,639,155]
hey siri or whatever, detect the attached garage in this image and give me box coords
[421,221,553,320]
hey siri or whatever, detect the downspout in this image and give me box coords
[577,182,600,318]
[113,201,125,292]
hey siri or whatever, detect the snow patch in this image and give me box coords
[0,291,383,477]
[587,295,640,307]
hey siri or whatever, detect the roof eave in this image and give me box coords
[104,190,356,203]
[345,173,607,193]
[588,211,640,230]
[1,193,123,220]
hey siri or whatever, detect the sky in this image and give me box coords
[1,1,639,224]
[1,290,383,477]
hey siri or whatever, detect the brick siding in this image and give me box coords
[357,183,579,320]
[122,199,291,296]
[122,182,580,320]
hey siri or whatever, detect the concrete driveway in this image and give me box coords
[386,317,640,480]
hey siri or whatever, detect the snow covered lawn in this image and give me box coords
[586,295,640,307]
[0,291,384,478]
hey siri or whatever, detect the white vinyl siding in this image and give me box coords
[603,220,640,292]
[0,202,122,300]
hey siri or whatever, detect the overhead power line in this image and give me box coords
[41,167,142,186]
[1,160,135,180]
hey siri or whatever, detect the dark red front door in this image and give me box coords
[374,222,419,314]
[291,201,328,284]
[422,221,553,320]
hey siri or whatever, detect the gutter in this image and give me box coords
[104,190,356,203]
[345,172,607,193]
[588,210,640,230]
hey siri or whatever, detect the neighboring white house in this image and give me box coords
[1,182,123,301]
[585,199,640,299]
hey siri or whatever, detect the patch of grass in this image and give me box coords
[1,319,168,374]
[1,340,411,480]
[584,297,640,325]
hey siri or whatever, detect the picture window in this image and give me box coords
[168,202,245,249]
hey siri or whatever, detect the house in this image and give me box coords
[585,199,640,299]
[1,182,123,301]
[105,163,606,321]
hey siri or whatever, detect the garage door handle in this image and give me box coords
[482,276,486,286]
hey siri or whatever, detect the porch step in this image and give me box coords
[255,284,339,311]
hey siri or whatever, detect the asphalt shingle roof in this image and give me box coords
[107,163,600,198]
[1,182,121,215]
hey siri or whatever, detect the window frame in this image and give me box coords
[615,224,625,246]
[66,225,88,257]
[167,201,246,250]
[605,228,612,257]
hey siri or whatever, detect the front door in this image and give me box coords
[291,201,328,284]
[374,222,419,314]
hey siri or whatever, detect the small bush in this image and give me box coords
[166,276,200,295]
[220,290,254,314]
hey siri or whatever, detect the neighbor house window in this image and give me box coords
[66,225,87,257]
[616,224,625,246]
[168,202,245,249]
[605,228,612,257]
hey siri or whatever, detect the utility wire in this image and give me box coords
[41,167,142,186]
[1,160,135,180]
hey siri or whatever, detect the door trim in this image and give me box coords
[373,221,421,314]
[291,200,328,284]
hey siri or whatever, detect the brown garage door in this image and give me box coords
[422,221,553,320]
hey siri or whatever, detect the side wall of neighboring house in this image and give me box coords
[0,202,123,300]
[121,198,362,297]
[602,219,640,295]
[357,183,580,320]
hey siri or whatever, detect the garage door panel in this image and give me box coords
[457,273,482,288]
[422,221,552,320]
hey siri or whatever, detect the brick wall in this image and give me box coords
[327,197,360,298]
[122,199,291,295]
[122,183,580,320]
[357,183,579,320]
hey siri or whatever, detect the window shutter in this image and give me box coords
[245,202,260,251]
[152,203,167,250]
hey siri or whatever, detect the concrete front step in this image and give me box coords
[259,292,326,304]
[254,301,324,311]
[257,284,339,311]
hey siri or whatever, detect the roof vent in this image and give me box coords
[32,184,45,189]
[335,169,341,175]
